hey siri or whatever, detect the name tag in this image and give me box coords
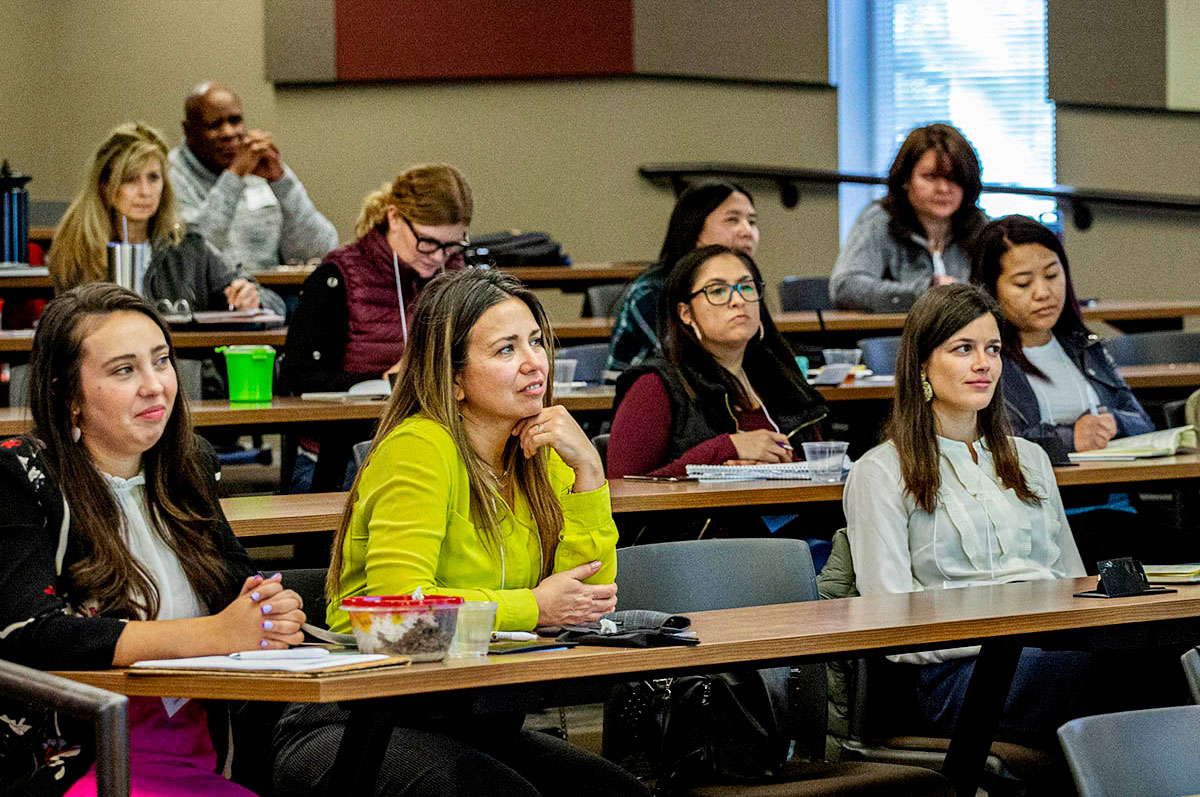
[243,182,278,212]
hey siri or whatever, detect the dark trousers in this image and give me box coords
[272,702,647,797]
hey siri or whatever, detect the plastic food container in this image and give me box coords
[341,595,463,662]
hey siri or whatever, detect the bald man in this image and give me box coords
[168,82,339,270]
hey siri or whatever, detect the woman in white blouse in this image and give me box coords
[842,284,1163,744]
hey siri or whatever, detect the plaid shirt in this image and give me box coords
[605,271,664,373]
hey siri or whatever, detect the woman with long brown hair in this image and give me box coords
[0,283,304,795]
[281,163,473,491]
[843,284,1186,746]
[272,268,644,796]
[830,123,987,311]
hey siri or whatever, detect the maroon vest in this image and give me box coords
[330,228,462,376]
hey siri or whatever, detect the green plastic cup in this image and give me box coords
[215,345,276,403]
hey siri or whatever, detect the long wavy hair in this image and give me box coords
[887,283,1037,513]
[970,215,1088,381]
[328,268,564,598]
[49,123,183,292]
[662,245,817,415]
[354,163,473,239]
[881,123,986,246]
[28,283,236,619]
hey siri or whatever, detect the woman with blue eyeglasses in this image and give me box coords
[608,245,827,480]
[281,164,472,491]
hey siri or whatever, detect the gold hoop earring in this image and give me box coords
[921,372,934,402]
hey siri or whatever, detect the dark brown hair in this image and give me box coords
[662,245,812,414]
[29,283,236,619]
[882,123,986,245]
[887,283,1037,513]
[970,215,1087,381]
[327,268,563,599]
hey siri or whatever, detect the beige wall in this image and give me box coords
[0,0,837,319]
[1056,107,1200,311]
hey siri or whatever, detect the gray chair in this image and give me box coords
[1106,330,1200,367]
[779,276,833,312]
[608,539,953,796]
[1182,647,1200,703]
[557,343,609,384]
[0,659,129,796]
[590,432,609,471]
[282,567,330,631]
[583,282,631,318]
[351,439,373,476]
[856,336,900,375]
[1058,705,1200,797]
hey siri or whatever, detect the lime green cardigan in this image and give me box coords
[327,415,618,632]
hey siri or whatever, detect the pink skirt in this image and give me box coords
[64,696,254,796]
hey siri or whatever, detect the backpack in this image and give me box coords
[466,232,569,269]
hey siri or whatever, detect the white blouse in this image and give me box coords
[103,471,204,622]
[844,435,1086,664]
[1022,336,1100,424]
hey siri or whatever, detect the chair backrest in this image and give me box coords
[1105,330,1200,367]
[1182,647,1200,703]
[0,659,129,794]
[857,335,901,375]
[556,343,609,384]
[615,538,818,613]
[590,433,609,471]
[778,276,833,312]
[583,282,630,318]
[1058,705,1200,797]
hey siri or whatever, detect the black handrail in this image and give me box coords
[0,659,129,796]
[639,163,1200,231]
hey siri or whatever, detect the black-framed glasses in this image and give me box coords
[403,216,469,256]
[689,279,764,306]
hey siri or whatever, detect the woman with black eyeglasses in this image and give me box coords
[608,245,827,480]
[281,164,472,491]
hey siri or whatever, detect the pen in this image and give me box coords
[492,631,538,642]
[228,263,244,310]
[230,648,329,660]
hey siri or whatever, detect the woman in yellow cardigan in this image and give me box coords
[272,268,644,796]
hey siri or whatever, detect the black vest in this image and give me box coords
[615,354,827,463]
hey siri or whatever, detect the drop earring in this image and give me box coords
[758,324,764,342]
[72,425,81,443]
[921,372,934,402]
[690,323,703,342]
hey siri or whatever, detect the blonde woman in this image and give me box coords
[49,122,282,314]
[280,164,473,490]
[272,268,643,796]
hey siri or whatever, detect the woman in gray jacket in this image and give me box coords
[830,123,986,312]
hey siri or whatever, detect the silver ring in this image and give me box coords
[537,424,544,433]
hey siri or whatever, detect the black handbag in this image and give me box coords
[605,668,790,795]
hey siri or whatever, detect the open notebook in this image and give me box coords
[1067,425,1196,462]
[1143,563,1200,585]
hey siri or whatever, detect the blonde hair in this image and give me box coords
[354,163,473,239]
[49,123,183,292]
[328,269,563,600]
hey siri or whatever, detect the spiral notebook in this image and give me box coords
[685,460,849,482]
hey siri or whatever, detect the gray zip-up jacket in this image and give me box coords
[168,143,339,271]
[829,201,975,312]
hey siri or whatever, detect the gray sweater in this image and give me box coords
[168,143,339,271]
[829,201,975,312]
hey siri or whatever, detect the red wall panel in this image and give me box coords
[335,1,634,82]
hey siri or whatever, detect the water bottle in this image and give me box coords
[0,161,31,264]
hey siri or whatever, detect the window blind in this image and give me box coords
[871,0,1058,223]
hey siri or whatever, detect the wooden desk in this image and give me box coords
[56,579,1200,796]
[0,328,287,353]
[248,262,649,290]
[218,453,1200,536]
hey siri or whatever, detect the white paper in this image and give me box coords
[131,652,387,672]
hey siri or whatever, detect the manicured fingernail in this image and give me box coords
[260,640,269,648]
[262,620,275,630]
[252,574,263,581]
[271,572,282,580]
[261,604,272,614]
[250,592,260,601]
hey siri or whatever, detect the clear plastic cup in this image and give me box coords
[822,349,863,366]
[449,601,499,658]
[802,441,850,484]
[553,359,578,386]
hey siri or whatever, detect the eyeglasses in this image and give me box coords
[403,216,469,256]
[689,279,764,306]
